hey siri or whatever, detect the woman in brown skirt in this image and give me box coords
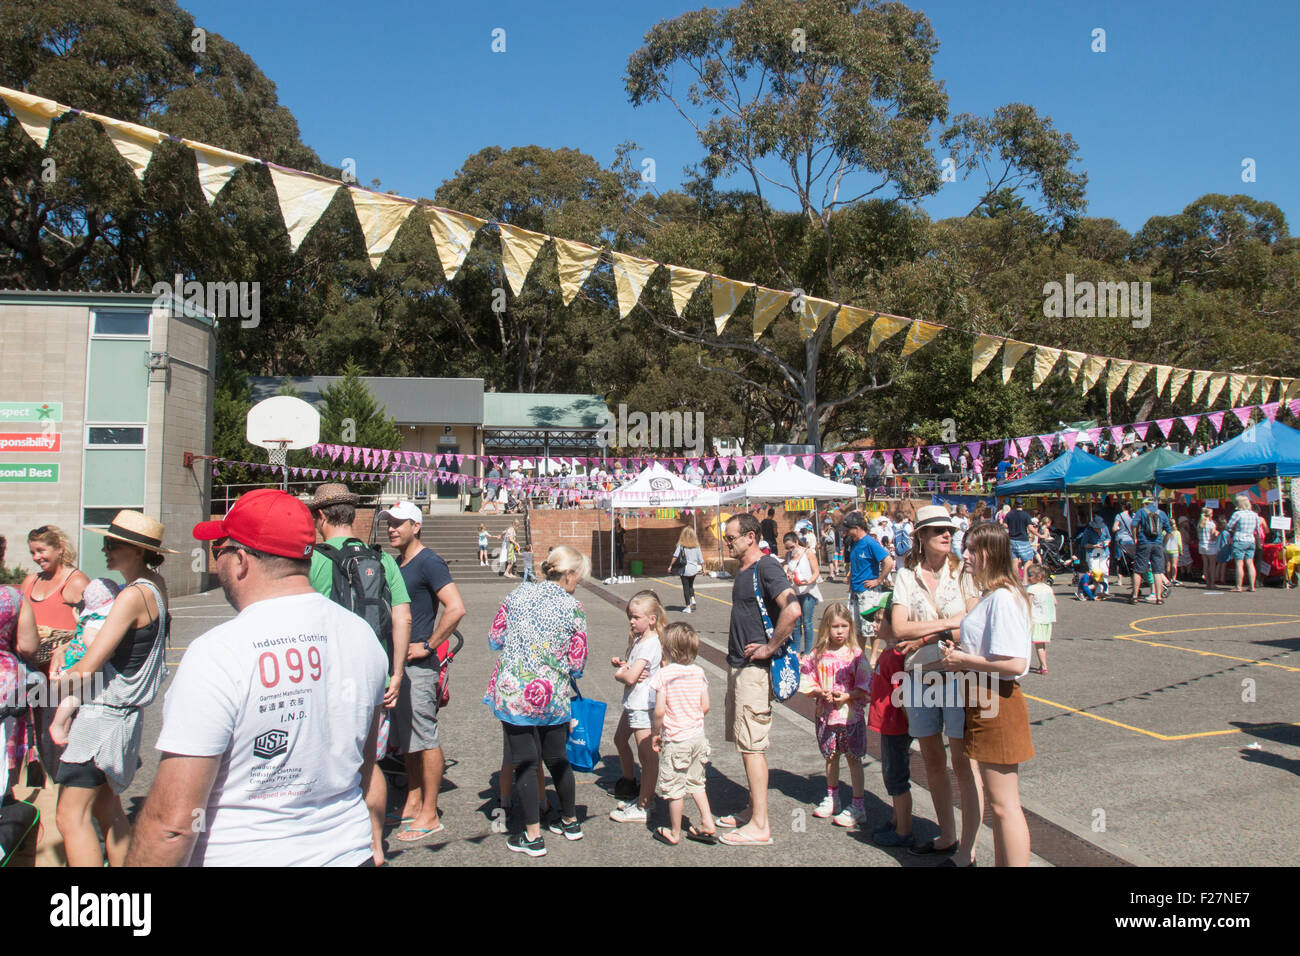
[940,521,1034,866]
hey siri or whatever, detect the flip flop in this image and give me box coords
[385,813,415,825]
[687,826,718,845]
[395,823,445,842]
[719,829,774,847]
[652,826,680,846]
[715,814,748,829]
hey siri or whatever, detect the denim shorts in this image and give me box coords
[1134,539,1165,575]
[1230,541,1256,561]
[905,699,965,739]
[1010,539,1036,562]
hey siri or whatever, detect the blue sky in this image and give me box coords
[180,0,1299,234]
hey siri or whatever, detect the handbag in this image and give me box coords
[752,558,800,701]
[565,680,607,773]
[669,547,686,575]
[31,625,76,666]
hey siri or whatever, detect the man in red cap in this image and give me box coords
[126,490,388,867]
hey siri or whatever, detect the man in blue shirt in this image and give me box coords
[1130,496,1172,604]
[841,511,894,650]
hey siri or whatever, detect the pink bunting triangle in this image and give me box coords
[1231,407,1253,427]
[1109,426,1125,444]
[1261,401,1280,422]
[900,447,915,465]
[965,442,983,459]
[1179,414,1201,435]
[801,455,813,469]
[1132,423,1149,440]
[947,445,961,463]
[1086,428,1102,444]
[1016,437,1032,456]
[1207,411,1225,433]
[821,453,837,465]
[1037,434,1056,451]
[1290,399,1300,417]
[1062,432,1078,450]
[1154,418,1174,438]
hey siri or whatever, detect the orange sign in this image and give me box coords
[0,432,60,453]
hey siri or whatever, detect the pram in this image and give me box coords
[1037,530,1076,576]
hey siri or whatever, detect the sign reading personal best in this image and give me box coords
[0,401,62,423]
[0,463,59,482]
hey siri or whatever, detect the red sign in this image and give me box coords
[0,432,60,453]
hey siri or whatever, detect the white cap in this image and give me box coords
[379,501,422,525]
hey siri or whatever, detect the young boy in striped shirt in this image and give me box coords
[649,622,717,846]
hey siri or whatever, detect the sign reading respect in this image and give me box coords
[0,402,62,423]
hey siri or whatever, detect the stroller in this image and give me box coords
[378,629,464,779]
[1037,530,1077,577]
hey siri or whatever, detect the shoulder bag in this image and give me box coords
[753,558,800,701]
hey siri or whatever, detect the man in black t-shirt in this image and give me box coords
[383,502,465,842]
[760,507,779,550]
[719,512,800,847]
[1004,498,1036,580]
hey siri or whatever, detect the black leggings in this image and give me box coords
[502,721,574,826]
[680,574,696,605]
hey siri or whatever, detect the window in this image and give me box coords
[92,310,150,337]
[87,426,145,447]
[84,507,142,526]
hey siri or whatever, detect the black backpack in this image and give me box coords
[315,538,393,663]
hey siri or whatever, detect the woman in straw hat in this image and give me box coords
[52,511,173,866]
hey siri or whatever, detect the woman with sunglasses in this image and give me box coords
[45,511,173,866]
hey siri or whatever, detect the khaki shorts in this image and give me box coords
[655,734,711,800]
[725,665,772,754]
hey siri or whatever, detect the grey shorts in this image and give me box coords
[393,664,440,753]
[1134,539,1166,575]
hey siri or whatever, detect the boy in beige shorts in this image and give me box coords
[650,623,717,845]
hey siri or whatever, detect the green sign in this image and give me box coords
[0,463,59,482]
[0,402,63,423]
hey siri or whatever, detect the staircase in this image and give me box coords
[413,512,524,584]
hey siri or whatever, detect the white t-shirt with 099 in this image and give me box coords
[958,586,1033,680]
[156,591,388,867]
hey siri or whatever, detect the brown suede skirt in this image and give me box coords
[964,678,1035,765]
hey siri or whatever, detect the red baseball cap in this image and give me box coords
[193,489,315,559]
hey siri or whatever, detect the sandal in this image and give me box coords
[687,825,718,845]
[716,814,749,829]
[652,826,680,846]
[395,823,445,842]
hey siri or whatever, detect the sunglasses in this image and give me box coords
[723,533,750,544]
[29,526,50,537]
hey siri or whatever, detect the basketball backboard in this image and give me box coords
[247,396,320,450]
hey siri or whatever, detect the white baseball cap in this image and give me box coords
[379,501,422,525]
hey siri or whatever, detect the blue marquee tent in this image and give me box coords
[1153,419,1300,487]
[995,447,1112,496]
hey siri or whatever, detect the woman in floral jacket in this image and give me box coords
[484,545,591,855]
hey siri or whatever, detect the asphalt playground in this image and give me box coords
[121,567,1300,867]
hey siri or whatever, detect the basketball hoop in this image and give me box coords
[267,441,291,468]
[247,397,321,491]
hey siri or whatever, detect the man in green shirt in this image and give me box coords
[306,483,411,865]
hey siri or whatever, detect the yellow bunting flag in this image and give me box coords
[1284,379,1300,401]
[498,223,550,296]
[188,143,253,205]
[553,238,601,305]
[800,296,839,340]
[712,277,753,335]
[1167,367,1189,403]
[867,314,910,353]
[426,207,486,282]
[831,304,873,347]
[752,287,793,340]
[1189,370,1210,404]
[0,88,69,149]
[1001,340,1033,384]
[970,334,1002,381]
[1204,372,1228,407]
[1152,364,1173,397]
[1259,378,1275,403]
[350,189,414,270]
[610,252,658,319]
[1227,373,1246,408]
[268,167,342,253]
[668,266,709,316]
[1032,346,1061,389]
[1063,350,1086,384]
[1105,359,1132,398]
[1080,355,1108,394]
[901,319,942,356]
[1125,362,1153,401]
[95,115,165,180]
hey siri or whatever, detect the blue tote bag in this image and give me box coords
[566,681,607,772]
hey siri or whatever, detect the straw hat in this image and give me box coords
[306,483,360,511]
[913,505,959,533]
[84,510,178,553]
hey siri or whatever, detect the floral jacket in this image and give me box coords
[484,581,588,725]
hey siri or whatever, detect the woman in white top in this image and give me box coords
[940,521,1035,867]
[889,505,981,864]
[782,532,822,656]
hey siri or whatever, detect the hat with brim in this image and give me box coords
[858,590,892,617]
[913,504,959,533]
[84,510,178,553]
[307,483,360,511]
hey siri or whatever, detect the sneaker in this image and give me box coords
[813,793,840,818]
[613,776,640,800]
[871,820,896,835]
[682,607,692,614]
[1145,594,1161,603]
[506,832,546,857]
[547,816,584,841]
[609,803,648,823]
[833,804,865,828]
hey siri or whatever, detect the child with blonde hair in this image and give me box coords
[649,622,716,845]
[1025,563,1056,675]
[609,590,664,822]
[49,577,120,745]
[801,602,872,827]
